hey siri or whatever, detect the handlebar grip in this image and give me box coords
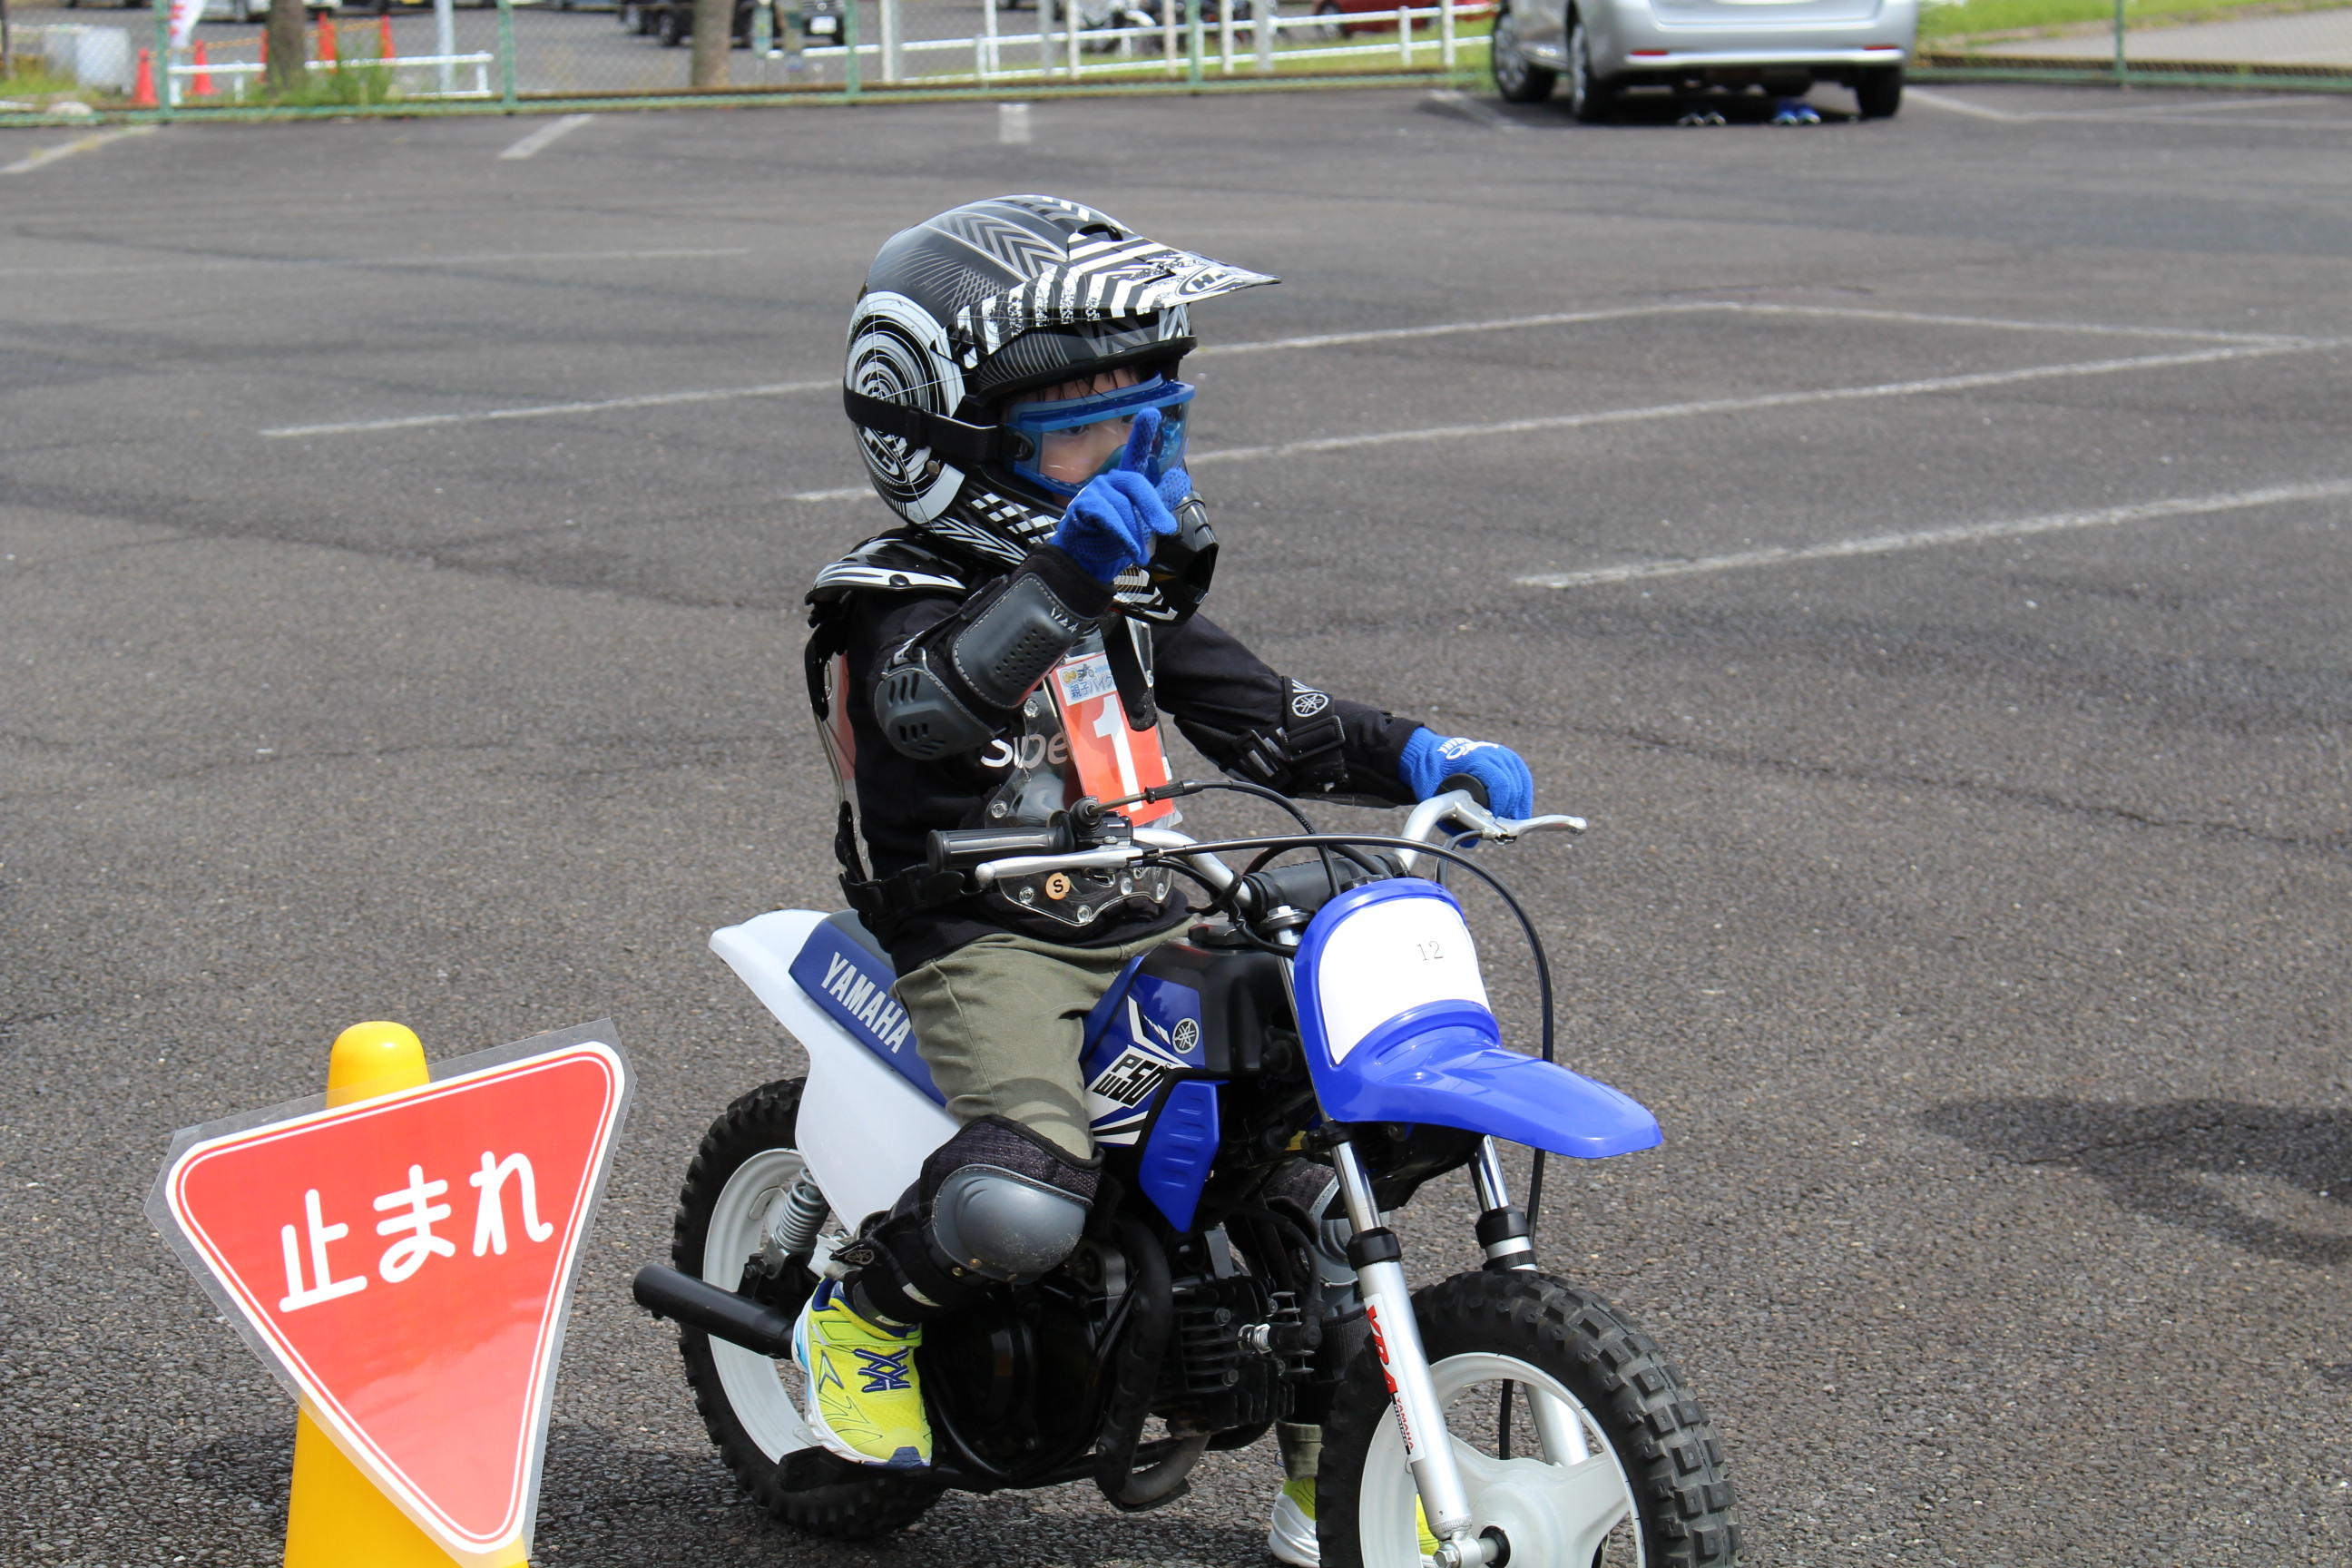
[1436,771,1489,808]
[926,822,1076,874]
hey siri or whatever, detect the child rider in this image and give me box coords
[796,194,1536,1561]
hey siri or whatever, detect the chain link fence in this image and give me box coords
[3,0,2347,127]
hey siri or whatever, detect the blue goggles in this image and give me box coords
[1003,376,1195,499]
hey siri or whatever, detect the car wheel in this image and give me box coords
[1855,64,1902,118]
[657,3,686,42]
[1490,1,1556,103]
[1566,13,1617,122]
[1310,0,1344,39]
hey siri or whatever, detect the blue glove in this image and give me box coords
[1398,729,1535,819]
[1050,408,1190,587]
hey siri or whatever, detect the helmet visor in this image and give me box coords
[1004,375,1195,500]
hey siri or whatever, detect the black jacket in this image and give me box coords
[817,540,1425,973]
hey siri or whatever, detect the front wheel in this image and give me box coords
[1318,1271,1741,1568]
[671,1078,942,1539]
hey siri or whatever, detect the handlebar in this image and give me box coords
[931,789,1582,892]
[926,821,1077,874]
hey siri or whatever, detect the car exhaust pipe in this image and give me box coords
[632,1263,798,1358]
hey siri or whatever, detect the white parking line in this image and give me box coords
[1513,478,2352,589]
[1000,102,1034,143]
[1723,301,2304,347]
[498,113,595,161]
[777,338,2325,503]
[0,124,158,177]
[1904,87,2349,130]
[0,245,747,281]
[262,378,838,438]
[296,300,2296,445]
[1190,339,2316,466]
[1905,87,2024,122]
[1426,88,1525,131]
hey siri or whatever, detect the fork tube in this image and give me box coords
[1470,1138,1536,1271]
[1468,1140,1588,1465]
[1331,1139,1476,1544]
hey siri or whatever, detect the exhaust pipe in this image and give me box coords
[632,1264,798,1358]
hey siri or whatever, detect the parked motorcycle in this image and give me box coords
[634,782,1742,1566]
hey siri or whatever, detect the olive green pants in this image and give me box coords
[892,926,1182,1161]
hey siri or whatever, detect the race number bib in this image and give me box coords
[1050,648,1177,827]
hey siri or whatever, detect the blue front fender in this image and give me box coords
[1294,881,1662,1161]
[1311,1004,1661,1160]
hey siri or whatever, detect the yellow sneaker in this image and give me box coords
[1266,1475,1445,1566]
[791,1280,931,1469]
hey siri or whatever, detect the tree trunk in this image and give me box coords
[690,0,730,83]
[266,0,309,93]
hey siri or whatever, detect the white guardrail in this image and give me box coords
[161,52,495,103]
[796,0,1495,84]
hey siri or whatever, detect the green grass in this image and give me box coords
[1921,0,2351,41]
[0,61,85,101]
[264,59,402,106]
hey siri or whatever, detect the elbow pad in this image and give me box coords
[948,567,1097,710]
[874,565,1101,761]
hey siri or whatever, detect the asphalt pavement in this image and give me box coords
[3,81,2350,1566]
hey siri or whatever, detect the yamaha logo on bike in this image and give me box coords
[1171,1018,1200,1053]
[788,932,916,1056]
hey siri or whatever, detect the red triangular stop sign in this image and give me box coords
[158,1039,629,1559]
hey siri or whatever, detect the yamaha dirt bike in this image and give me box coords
[633,783,1742,1567]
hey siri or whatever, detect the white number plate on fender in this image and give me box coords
[1312,894,1490,1063]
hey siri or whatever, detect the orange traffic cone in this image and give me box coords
[191,39,217,96]
[377,12,395,60]
[318,11,338,63]
[132,47,157,106]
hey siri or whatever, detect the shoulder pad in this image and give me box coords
[808,534,971,602]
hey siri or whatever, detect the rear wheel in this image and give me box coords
[1854,64,1902,118]
[1312,0,1344,40]
[1489,2,1556,103]
[672,1078,942,1539]
[656,3,687,43]
[1318,1271,1740,1568]
[1566,14,1617,122]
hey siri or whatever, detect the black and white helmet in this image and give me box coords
[843,193,1276,572]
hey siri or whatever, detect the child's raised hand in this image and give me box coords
[1117,407,1196,513]
[1052,470,1180,588]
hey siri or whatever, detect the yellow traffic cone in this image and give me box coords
[280,1023,528,1568]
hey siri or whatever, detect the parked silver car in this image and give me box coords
[1490,0,1916,120]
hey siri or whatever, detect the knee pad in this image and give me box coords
[828,1117,1100,1324]
[921,1116,1099,1284]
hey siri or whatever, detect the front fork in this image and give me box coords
[1331,1134,1540,1567]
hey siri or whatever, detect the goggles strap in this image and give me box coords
[844,387,1003,467]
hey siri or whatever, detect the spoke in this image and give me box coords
[1447,1432,1516,1488]
[1554,1453,1635,1563]
[1527,1385,1591,1466]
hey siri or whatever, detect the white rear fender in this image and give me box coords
[710,909,957,1227]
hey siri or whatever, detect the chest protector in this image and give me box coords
[808,536,1179,932]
